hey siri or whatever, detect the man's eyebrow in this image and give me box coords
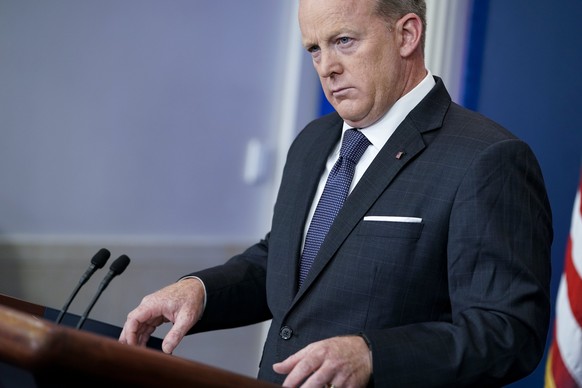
[301,38,318,50]
[302,27,358,48]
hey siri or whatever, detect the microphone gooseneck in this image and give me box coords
[55,248,111,324]
[76,254,131,330]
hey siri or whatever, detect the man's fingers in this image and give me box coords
[274,336,372,388]
[119,279,205,353]
[161,325,186,354]
[282,359,321,387]
[136,323,158,347]
[119,313,142,345]
[273,353,299,374]
[160,307,198,354]
[275,347,322,387]
[120,304,163,344]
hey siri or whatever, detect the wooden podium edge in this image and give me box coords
[0,303,279,387]
[0,293,45,316]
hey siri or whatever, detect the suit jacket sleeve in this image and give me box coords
[186,236,272,333]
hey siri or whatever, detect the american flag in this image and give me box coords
[545,176,582,388]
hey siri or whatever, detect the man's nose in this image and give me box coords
[316,49,342,78]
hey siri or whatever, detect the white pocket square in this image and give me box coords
[364,216,422,223]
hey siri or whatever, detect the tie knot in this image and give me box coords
[340,129,370,164]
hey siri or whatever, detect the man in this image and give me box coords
[120,0,553,386]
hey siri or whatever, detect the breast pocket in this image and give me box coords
[357,219,424,240]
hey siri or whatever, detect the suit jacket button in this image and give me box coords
[279,326,293,340]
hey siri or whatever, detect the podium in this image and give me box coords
[0,294,278,387]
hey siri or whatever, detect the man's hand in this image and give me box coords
[273,335,372,388]
[119,278,205,354]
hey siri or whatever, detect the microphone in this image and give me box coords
[55,248,111,324]
[76,254,131,330]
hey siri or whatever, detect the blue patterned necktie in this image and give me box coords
[299,129,371,287]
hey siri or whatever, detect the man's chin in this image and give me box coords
[334,108,366,127]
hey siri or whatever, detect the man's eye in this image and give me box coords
[308,45,320,53]
[338,37,352,45]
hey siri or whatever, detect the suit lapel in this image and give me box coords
[290,77,451,306]
[292,120,427,302]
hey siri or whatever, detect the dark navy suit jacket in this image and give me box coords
[190,78,552,387]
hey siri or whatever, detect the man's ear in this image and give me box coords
[396,13,423,57]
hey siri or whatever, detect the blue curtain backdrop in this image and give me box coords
[316,1,582,386]
[466,0,582,383]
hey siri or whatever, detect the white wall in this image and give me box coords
[0,0,313,241]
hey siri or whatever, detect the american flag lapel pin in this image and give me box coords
[396,151,405,160]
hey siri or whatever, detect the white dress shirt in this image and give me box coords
[301,71,436,250]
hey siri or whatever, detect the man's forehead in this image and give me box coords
[298,0,375,31]
[299,0,375,20]
[299,0,384,47]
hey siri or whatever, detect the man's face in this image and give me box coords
[299,0,406,128]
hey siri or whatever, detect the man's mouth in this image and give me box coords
[330,87,352,98]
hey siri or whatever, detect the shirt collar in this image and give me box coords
[341,70,436,151]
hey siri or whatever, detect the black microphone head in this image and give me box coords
[110,254,131,275]
[91,248,111,269]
